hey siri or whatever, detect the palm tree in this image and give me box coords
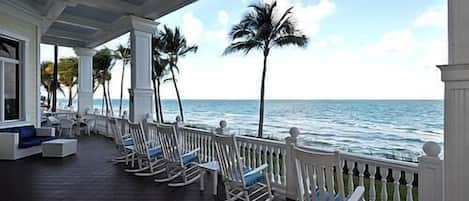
[41,62,64,109]
[224,1,308,137]
[58,57,79,107]
[159,26,198,121]
[93,48,116,115]
[151,34,169,123]
[114,44,131,116]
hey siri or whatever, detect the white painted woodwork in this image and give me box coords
[128,16,156,122]
[74,47,96,114]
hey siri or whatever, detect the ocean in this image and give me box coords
[59,99,443,162]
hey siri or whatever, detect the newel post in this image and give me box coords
[285,127,299,200]
[175,116,184,136]
[142,113,153,135]
[120,111,128,136]
[418,141,443,201]
[215,120,228,134]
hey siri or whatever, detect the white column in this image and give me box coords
[74,47,96,114]
[128,16,158,122]
[439,1,469,200]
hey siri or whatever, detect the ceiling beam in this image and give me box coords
[56,13,111,30]
[40,0,77,35]
[69,0,140,15]
[45,28,95,42]
[41,35,86,47]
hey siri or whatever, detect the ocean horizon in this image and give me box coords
[58,99,443,162]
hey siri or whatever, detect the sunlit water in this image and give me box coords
[60,99,443,162]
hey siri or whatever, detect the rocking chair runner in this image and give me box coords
[213,134,274,201]
[125,121,166,176]
[153,123,201,187]
[293,147,365,201]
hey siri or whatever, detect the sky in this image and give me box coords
[40,0,447,100]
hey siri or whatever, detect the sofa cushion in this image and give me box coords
[19,136,55,148]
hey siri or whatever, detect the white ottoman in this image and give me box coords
[42,139,77,157]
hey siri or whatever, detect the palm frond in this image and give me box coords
[223,40,263,55]
[273,34,308,48]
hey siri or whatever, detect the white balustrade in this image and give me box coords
[94,118,443,201]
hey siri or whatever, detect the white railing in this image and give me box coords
[90,114,443,201]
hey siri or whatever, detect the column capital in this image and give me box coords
[129,15,159,33]
[438,63,469,82]
[74,47,96,57]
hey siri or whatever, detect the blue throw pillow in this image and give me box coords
[18,126,36,139]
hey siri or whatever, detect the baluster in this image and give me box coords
[345,160,355,197]
[369,165,377,201]
[253,144,258,167]
[380,167,388,201]
[405,172,414,201]
[392,170,401,201]
[357,162,366,187]
[242,143,248,166]
[247,143,252,168]
[281,149,287,185]
[269,146,275,183]
[276,147,281,183]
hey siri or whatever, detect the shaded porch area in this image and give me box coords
[0,135,218,201]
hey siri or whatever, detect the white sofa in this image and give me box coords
[0,127,55,160]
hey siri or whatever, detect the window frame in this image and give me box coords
[0,32,26,123]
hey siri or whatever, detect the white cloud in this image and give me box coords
[218,10,229,26]
[182,12,204,44]
[372,29,416,55]
[414,7,446,28]
[270,0,336,36]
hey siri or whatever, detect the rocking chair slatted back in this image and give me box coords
[128,122,149,158]
[155,124,183,164]
[294,147,346,201]
[213,134,245,185]
[146,122,161,148]
[109,118,124,146]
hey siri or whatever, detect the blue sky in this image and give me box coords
[41,0,447,100]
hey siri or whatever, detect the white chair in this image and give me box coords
[125,121,166,176]
[154,123,201,187]
[108,118,134,165]
[213,134,273,201]
[59,118,74,137]
[293,147,365,201]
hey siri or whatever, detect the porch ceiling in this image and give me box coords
[8,0,196,48]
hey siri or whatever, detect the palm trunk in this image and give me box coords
[107,81,114,116]
[118,62,125,116]
[152,79,161,123]
[67,86,73,107]
[157,79,164,123]
[170,65,184,121]
[47,85,51,109]
[257,50,269,138]
[102,83,109,116]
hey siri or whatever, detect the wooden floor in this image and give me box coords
[0,135,220,201]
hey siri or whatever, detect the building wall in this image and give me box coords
[0,12,40,127]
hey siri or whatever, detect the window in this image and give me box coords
[0,35,22,121]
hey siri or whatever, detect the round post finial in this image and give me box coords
[220,120,227,129]
[289,127,300,139]
[423,141,441,157]
[122,111,128,119]
[216,120,228,135]
[175,116,184,128]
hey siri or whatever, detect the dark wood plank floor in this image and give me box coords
[0,135,219,201]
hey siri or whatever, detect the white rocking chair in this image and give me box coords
[153,123,201,187]
[125,121,166,177]
[108,118,134,165]
[293,147,365,201]
[213,134,274,201]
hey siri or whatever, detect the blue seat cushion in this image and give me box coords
[123,138,133,146]
[311,191,341,201]
[243,167,264,187]
[181,152,198,165]
[19,136,55,148]
[148,147,162,158]
[0,125,36,139]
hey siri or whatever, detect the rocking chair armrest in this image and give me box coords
[347,186,365,201]
[244,164,269,177]
[185,148,200,156]
[122,134,131,138]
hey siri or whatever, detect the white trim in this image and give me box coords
[0,0,42,25]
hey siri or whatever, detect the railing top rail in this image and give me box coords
[236,135,287,148]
